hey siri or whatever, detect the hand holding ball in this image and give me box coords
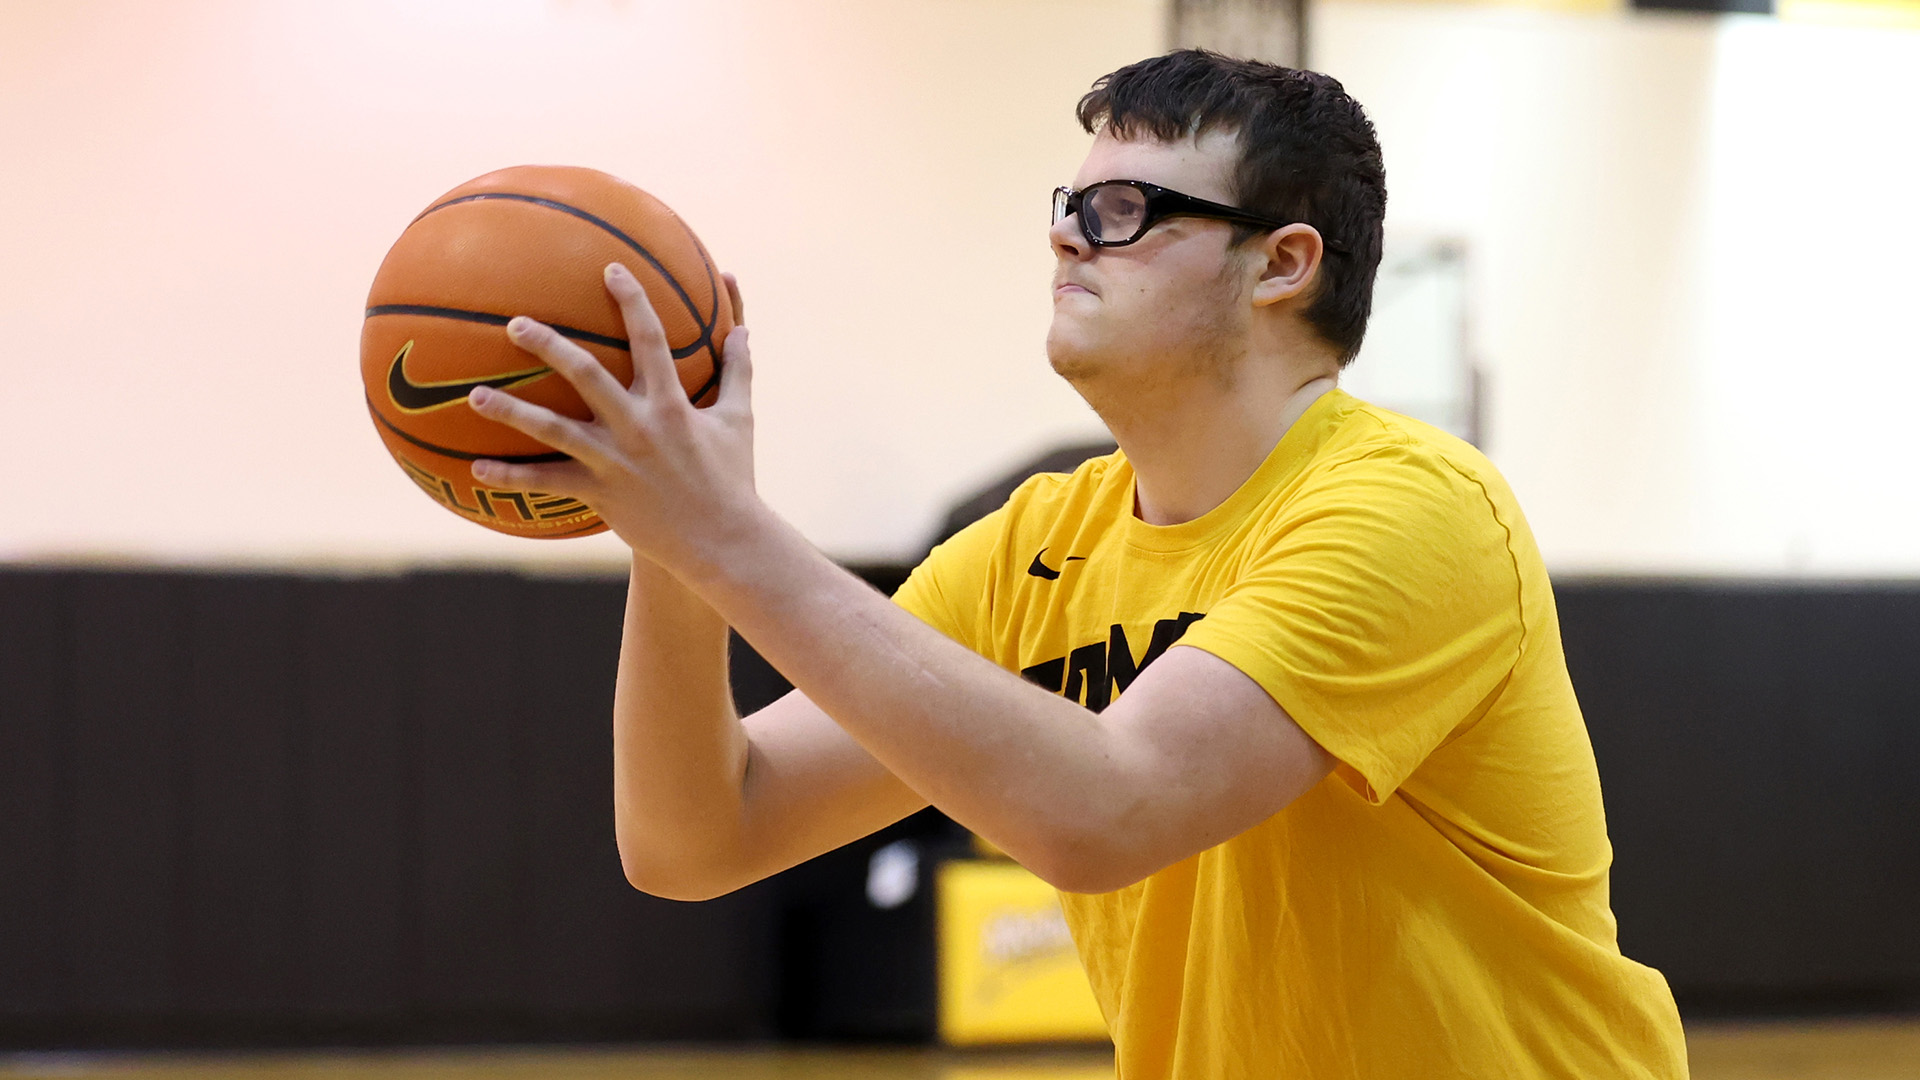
[360,165,734,538]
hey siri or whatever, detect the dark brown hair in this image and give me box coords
[1078,50,1387,365]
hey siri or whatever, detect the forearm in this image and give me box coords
[611,555,752,896]
[679,508,1143,887]
[468,277,1323,898]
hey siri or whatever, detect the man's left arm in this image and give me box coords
[683,510,1332,894]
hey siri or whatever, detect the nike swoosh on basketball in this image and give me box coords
[386,340,552,413]
[1027,548,1087,581]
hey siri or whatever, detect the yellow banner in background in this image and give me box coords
[936,860,1110,1046]
[1319,0,1627,14]
[1329,0,1920,19]
[1778,0,1920,25]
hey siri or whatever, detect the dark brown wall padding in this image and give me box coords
[1557,580,1920,1013]
[1,568,1917,1049]
[0,569,780,1048]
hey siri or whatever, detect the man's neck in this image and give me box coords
[1100,364,1337,528]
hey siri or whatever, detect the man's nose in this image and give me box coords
[1050,212,1091,260]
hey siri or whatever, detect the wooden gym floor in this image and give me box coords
[3,1018,1919,1080]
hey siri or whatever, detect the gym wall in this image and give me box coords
[1314,1,1920,576]
[5,565,1916,1048]
[0,0,1151,568]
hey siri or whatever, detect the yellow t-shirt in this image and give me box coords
[894,389,1687,1079]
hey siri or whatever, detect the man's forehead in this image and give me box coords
[1075,128,1239,197]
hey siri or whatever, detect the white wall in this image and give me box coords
[1313,2,1920,575]
[0,0,1152,569]
[6,0,1919,574]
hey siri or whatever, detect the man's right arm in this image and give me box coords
[612,556,929,901]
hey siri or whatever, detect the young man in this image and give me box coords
[469,50,1688,1080]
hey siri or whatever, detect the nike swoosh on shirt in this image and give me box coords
[1027,548,1087,581]
[386,340,552,413]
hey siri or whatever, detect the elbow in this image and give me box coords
[1031,857,1151,897]
[1016,787,1168,894]
[619,848,745,903]
[1017,827,1156,896]
[623,872,737,904]
[615,826,750,903]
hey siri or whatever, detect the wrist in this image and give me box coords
[665,498,812,613]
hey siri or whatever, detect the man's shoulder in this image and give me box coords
[1307,395,1518,514]
[1320,395,1489,469]
[1301,395,1550,620]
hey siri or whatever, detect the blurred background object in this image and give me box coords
[1172,0,1308,65]
[1339,237,1481,445]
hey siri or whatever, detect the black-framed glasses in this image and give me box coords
[1052,179,1348,253]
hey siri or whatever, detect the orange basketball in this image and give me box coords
[360,165,733,539]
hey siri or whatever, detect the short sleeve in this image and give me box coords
[893,504,1009,653]
[1178,446,1525,804]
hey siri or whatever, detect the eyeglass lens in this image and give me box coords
[1082,183,1148,243]
[1055,183,1152,244]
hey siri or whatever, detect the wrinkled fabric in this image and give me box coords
[895,390,1687,1079]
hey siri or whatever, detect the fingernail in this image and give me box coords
[605,263,630,283]
[508,316,533,337]
[469,386,491,407]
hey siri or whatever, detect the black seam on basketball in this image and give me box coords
[665,210,723,338]
[366,396,571,464]
[688,357,722,404]
[365,304,702,360]
[410,192,719,360]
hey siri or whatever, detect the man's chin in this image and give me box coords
[1045,337,1098,382]
[1046,322,1108,381]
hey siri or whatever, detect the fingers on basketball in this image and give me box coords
[360,165,730,539]
[505,316,632,423]
[604,262,680,400]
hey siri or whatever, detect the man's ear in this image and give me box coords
[1250,224,1325,308]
